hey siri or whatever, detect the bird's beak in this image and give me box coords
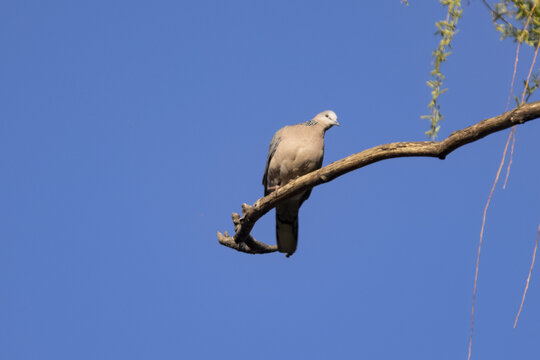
[334,120,341,126]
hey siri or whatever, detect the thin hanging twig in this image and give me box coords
[467,130,512,360]
[502,1,538,189]
[514,224,540,328]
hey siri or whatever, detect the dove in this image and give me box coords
[262,110,340,257]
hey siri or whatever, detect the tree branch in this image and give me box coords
[218,101,540,254]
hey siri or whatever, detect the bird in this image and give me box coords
[262,110,340,257]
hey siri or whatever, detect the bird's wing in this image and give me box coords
[262,129,282,196]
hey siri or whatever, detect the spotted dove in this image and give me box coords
[262,110,340,257]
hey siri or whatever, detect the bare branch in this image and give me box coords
[217,212,278,254]
[218,101,540,254]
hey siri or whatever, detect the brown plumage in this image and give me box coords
[262,110,340,257]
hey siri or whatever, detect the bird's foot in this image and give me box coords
[267,185,280,193]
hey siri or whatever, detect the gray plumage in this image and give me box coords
[262,110,340,257]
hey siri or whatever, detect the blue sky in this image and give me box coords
[1,1,540,359]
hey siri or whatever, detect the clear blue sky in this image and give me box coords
[1,1,539,359]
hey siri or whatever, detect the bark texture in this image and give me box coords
[217,101,540,254]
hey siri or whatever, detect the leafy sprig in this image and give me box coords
[423,0,463,139]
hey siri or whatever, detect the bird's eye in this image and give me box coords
[325,114,329,118]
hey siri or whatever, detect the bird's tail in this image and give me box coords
[276,202,300,257]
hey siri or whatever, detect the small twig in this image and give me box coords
[514,223,540,328]
[501,2,538,189]
[217,211,278,254]
[521,32,540,104]
[502,127,517,189]
[506,1,536,110]
[467,129,512,360]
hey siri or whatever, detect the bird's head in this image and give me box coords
[315,110,340,130]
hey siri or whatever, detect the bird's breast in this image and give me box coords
[273,137,324,184]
